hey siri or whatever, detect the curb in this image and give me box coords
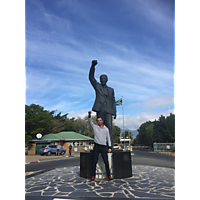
[25,168,55,179]
[25,155,80,164]
[25,160,41,164]
[39,156,78,162]
[157,152,175,156]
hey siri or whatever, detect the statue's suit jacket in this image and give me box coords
[89,66,116,115]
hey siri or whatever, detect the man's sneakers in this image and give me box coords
[90,176,95,181]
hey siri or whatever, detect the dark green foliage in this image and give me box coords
[133,113,175,146]
[25,103,122,145]
[121,130,133,140]
[25,104,55,142]
[27,104,176,148]
[113,125,121,143]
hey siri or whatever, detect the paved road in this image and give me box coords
[25,156,80,172]
[25,149,175,172]
[132,149,175,169]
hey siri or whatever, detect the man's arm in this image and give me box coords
[88,111,95,129]
[89,60,98,89]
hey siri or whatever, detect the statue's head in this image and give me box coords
[100,74,108,86]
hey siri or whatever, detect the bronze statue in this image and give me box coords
[89,60,117,148]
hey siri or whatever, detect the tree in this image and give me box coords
[165,113,175,142]
[81,115,97,138]
[71,117,88,134]
[51,112,69,133]
[113,125,121,143]
[144,123,154,146]
[62,114,97,138]
[136,122,149,145]
[25,104,55,142]
[62,117,78,132]
[135,113,175,146]
[25,131,32,143]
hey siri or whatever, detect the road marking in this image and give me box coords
[53,199,76,200]
[131,153,134,155]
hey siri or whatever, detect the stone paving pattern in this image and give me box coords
[25,165,175,199]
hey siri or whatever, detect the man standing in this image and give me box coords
[69,144,72,157]
[88,111,113,181]
[56,143,61,156]
[89,60,117,148]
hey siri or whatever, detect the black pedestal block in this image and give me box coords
[80,152,93,179]
[112,150,132,179]
[80,151,132,179]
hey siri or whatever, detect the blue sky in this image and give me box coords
[25,0,175,130]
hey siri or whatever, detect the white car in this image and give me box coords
[113,143,119,149]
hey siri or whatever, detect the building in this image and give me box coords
[28,131,94,155]
[120,138,131,148]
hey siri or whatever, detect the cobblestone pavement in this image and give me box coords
[25,165,175,199]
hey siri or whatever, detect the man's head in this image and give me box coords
[97,117,103,126]
[100,74,108,86]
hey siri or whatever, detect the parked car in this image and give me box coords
[39,145,66,156]
[113,143,119,149]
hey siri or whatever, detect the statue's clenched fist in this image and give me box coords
[92,60,98,67]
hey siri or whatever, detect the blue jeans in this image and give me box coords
[92,143,111,177]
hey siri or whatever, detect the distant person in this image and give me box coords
[56,144,61,156]
[69,144,72,157]
[88,110,113,181]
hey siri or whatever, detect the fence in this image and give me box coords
[132,146,151,149]
[153,143,175,152]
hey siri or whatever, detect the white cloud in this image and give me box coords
[68,109,96,119]
[114,109,174,130]
[66,108,174,131]
[131,95,174,110]
[124,0,174,33]
[25,0,174,119]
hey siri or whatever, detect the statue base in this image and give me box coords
[80,151,132,179]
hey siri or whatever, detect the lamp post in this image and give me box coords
[119,136,122,146]
[120,137,123,150]
[128,131,130,150]
[127,117,130,151]
[126,136,128,150]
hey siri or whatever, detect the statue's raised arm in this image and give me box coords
[89,60,98,89]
